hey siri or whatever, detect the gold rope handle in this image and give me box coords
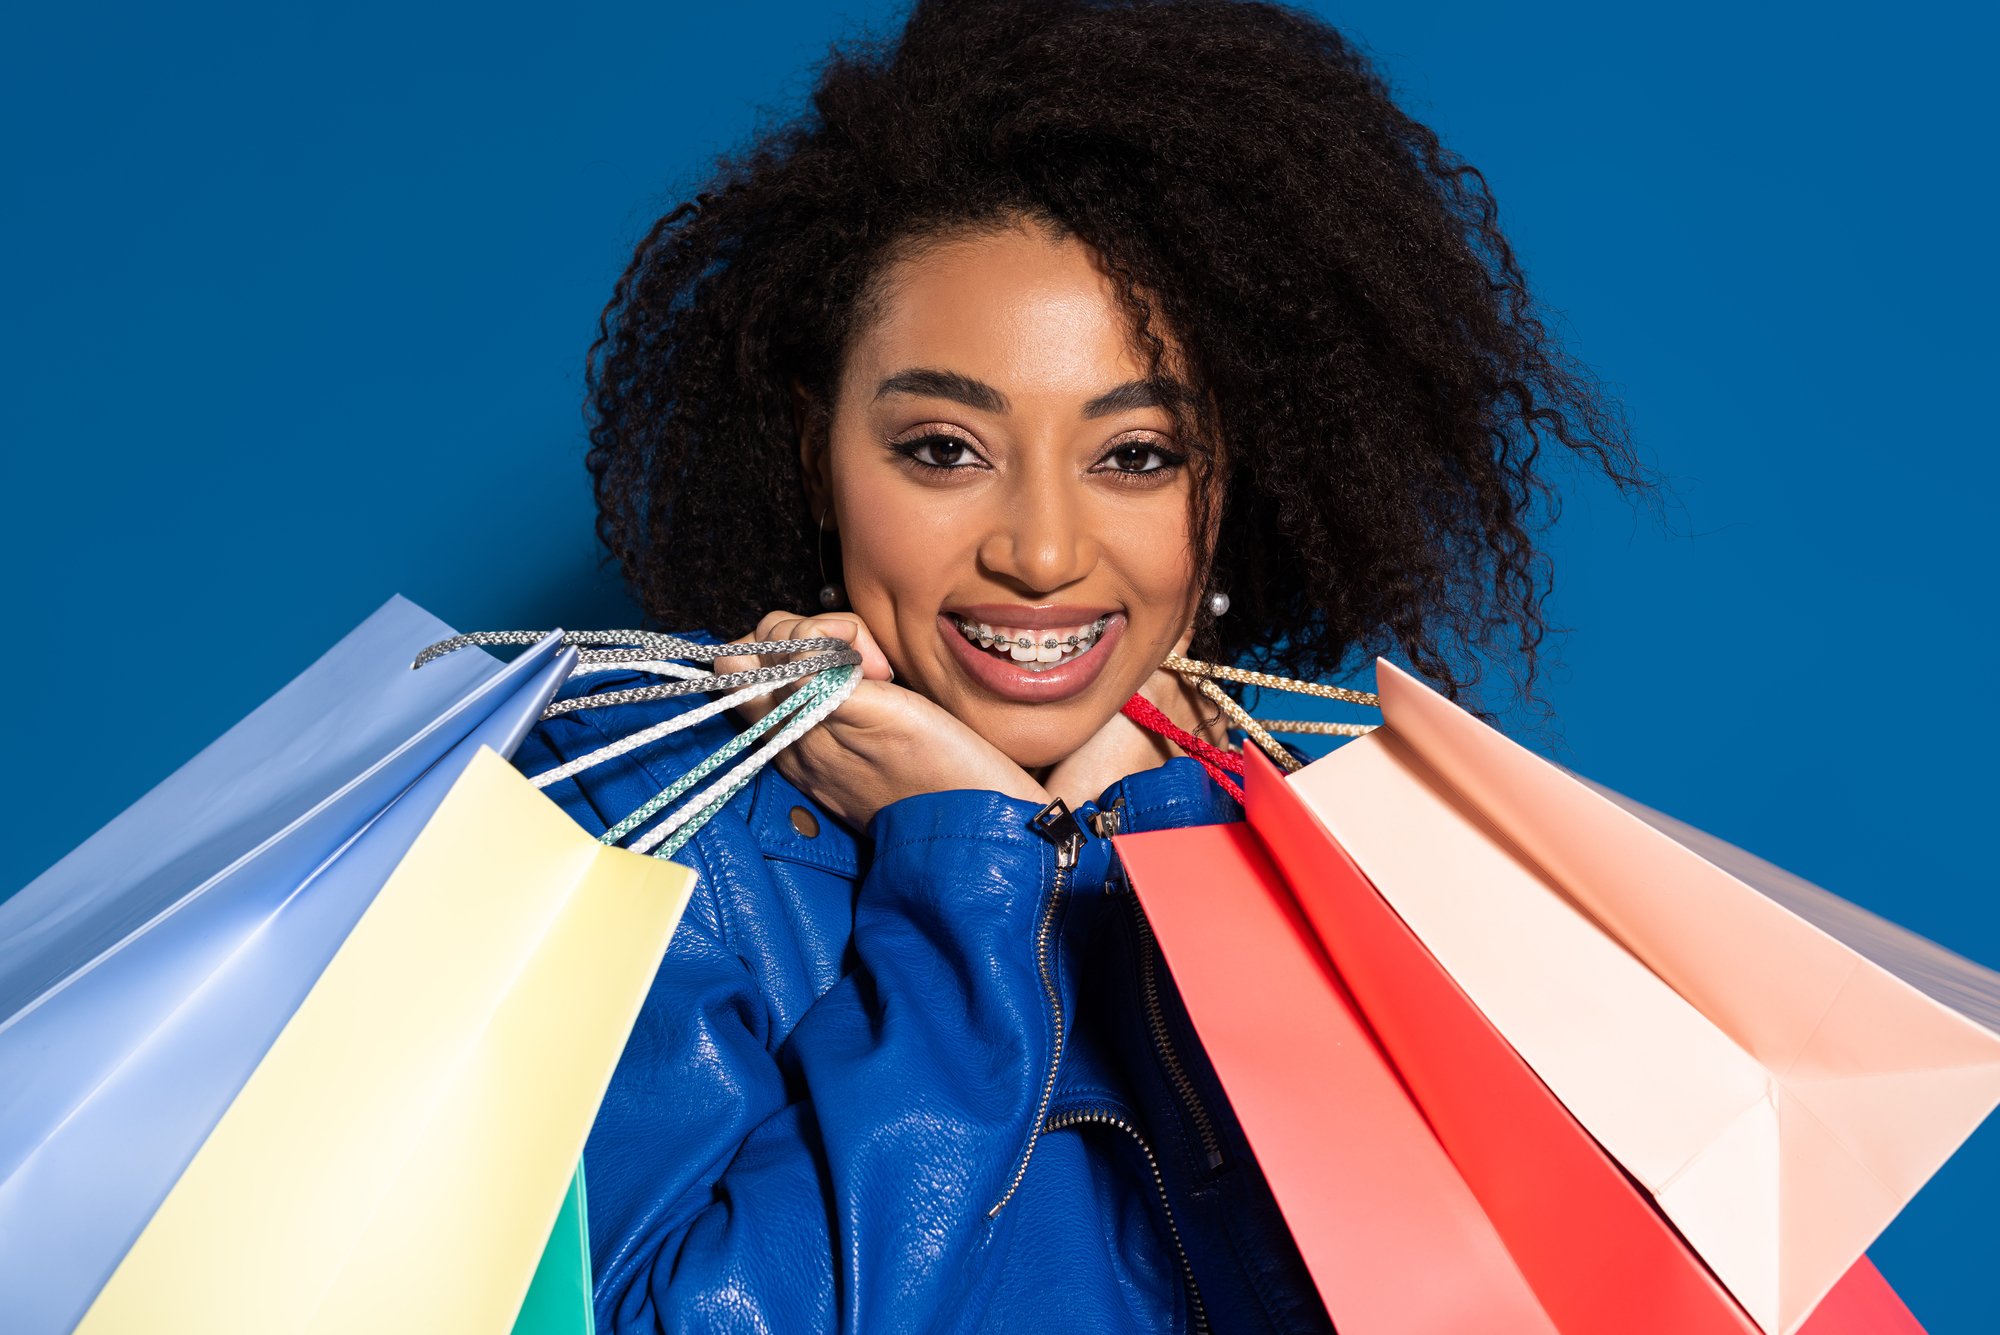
[1187,678,1303,773]
[1248,718,1379,737]
[1162,652,1381,773]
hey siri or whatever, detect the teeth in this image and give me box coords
[953,614,1111,672]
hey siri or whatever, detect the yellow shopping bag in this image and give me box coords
[76,748,694,1334]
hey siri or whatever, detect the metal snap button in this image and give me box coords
[788,805,820,838]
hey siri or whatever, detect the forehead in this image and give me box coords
[844,220,1163,407]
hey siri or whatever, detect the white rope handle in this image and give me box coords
[629,664,861,857]
[566,658,712,682]
[528,672,802,789]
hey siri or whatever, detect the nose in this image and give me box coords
[977,469,1099,593]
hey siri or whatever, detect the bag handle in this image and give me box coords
[1124,653,1382,800]
[415,628,859,717]
[417,628,1379,842]
[414,628,863,861]
[615,663,857,860]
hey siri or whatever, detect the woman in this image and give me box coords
[513,1,1644,1330]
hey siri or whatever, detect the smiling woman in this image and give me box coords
[721,217,1242,814]
[517,1,1647,1331]
[836,225,1198,727]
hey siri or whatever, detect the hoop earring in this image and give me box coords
[817,510,843,611]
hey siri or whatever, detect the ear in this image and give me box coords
[791,379,833,526]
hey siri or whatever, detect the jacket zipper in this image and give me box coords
[1044,1106,1211,1335]
[988,797,1086,1219]
[1097,798,1226,1172]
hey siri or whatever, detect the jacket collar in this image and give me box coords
[746,752,1244,880]
[1091,754,1244,836]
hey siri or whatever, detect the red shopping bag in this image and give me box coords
[1121,821,1558,1334]
[1113,745,1925,1335]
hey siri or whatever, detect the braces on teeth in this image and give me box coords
[954,614,1111,672]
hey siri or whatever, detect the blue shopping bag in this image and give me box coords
[0,596,576,1335]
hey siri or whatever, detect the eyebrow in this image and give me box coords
[872,368,1186,420]
[873,368,1009,414]
[1079,376,1182,419]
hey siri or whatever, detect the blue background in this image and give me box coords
[4,2,1993,1326]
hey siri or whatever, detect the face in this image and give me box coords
[805,215,1207,770]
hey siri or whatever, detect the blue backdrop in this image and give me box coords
[4,2,1993,1326]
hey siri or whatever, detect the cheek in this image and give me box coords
[839,491,975,592]
[832,485,978,658]
[1102,498,1199,617]
[1133,526,1195,592]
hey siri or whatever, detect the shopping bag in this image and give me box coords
[0,597,575,1335]
[491,631,867,1335]
[1128,767,1920,1327]
[56,623,860,1333]
[0,605,861,1334]
[512,1166,596,1335]
[0,595,537,1017]
[1116,822,1561,1333]
[1277,659,2000,1334]
[73,746,696,1334]
[1144,747,1936,1327]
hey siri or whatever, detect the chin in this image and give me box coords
[971,709,1096,773]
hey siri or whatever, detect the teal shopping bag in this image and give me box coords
[513,1167,595,1335]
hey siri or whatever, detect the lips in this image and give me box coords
[937,610,1125,703]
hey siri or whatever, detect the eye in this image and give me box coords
[889,432,986,474]
[1094,437,1186,480]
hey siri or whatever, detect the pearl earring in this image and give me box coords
[1206,588,1230,618]
[816,510,843,610]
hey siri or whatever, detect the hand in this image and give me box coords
[712,611,1051,833]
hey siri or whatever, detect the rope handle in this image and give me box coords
[624,664,859,861]
[413,628,861,719]
[413,627,864,862]
[1126,652,1381,784]
[1122,694,1247,804]
[415,627,1379,842]
[412,627,854,670]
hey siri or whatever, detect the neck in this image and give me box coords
[1027,670,1236,809]
[1151,668,1236,751]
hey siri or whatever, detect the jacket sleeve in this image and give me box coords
[514,715,1064,1334]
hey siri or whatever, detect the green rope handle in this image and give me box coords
[599,663,855,858]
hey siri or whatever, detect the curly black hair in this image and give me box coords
[583,0,1648,710]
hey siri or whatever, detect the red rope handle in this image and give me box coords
[1121,693,1245,805]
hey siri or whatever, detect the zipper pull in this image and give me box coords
[1028,797,1087,869]
[1092,797,1130,893]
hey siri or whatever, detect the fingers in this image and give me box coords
[724,612,894,683]
[712,610,897,734]
[712,613,810,724]
[802,614,893,682]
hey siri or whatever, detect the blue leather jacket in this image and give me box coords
[512,639,1333,1334]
